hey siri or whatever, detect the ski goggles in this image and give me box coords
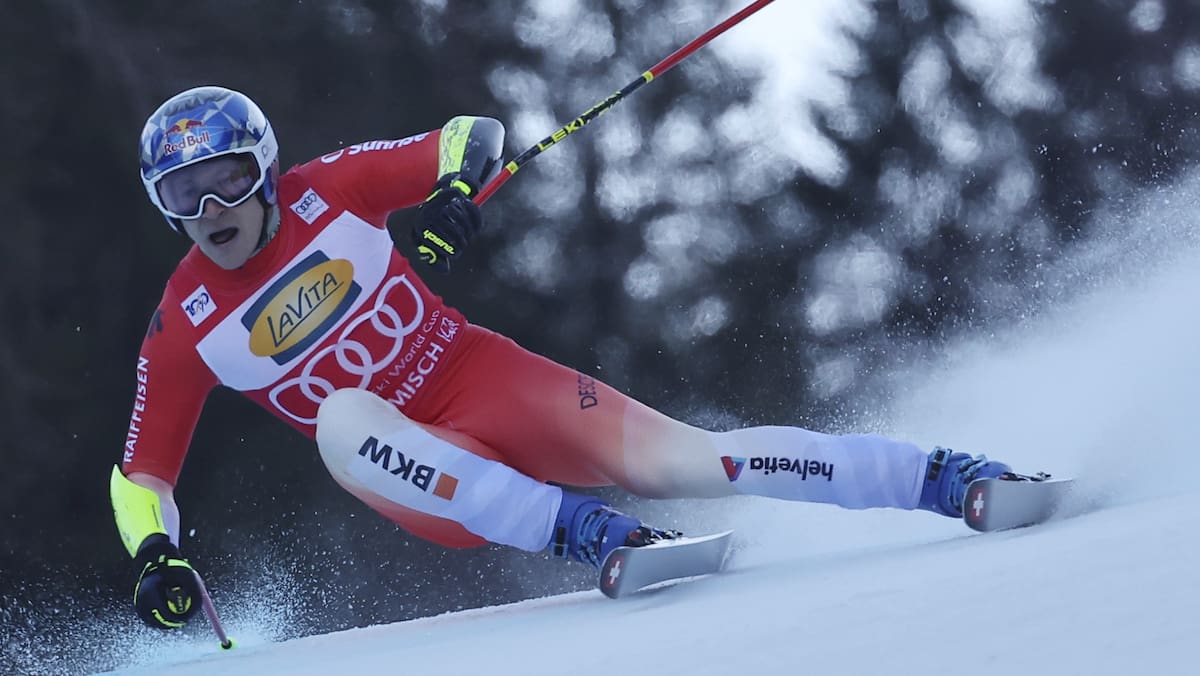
[151,152,265,220]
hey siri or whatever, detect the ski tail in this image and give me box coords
[963,474,1075,532]
[599,530,734,599]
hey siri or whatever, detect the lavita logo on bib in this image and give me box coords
[241,251,361,364]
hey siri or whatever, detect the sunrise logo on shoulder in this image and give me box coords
[241,251,361,364]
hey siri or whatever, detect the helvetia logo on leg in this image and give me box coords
[721,456,746,481]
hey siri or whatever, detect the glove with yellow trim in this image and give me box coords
[132,533,201,629]
[413,173,483,274]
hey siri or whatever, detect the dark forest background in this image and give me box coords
[3,1,1199,672]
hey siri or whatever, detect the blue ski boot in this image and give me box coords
[550,490,680,568]
[917,447,1012,518]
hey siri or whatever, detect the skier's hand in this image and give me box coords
[413,173,483,274]
[132,534,201,629]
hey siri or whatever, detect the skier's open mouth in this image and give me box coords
[210,228,238,245]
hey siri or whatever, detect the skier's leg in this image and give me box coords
[626,403,1010,514]
[436,326,1005,514]
[628,406,1013,515]
[315,387,672,565]
[419,326,728,496]
[316,387,558,550]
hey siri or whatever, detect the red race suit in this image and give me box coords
[122,130,653,548]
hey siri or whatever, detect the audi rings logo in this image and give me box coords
[269,274,426,425]
[242,252,362,365]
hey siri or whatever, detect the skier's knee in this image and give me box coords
[621,449,732,499]
[315,388,420,485]
[315,388,560,552]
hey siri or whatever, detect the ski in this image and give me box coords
[598,530,734,599]
[962,474,1075,532]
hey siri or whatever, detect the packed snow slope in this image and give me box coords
[104,494,1195,676]
[93,203,1200,675]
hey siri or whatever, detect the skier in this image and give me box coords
[112,86,1012,629]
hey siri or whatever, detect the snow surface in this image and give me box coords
[102,496,1198,676]
[87,180,1200,675]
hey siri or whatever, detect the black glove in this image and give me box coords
[413,173,483,274]
[132,534,201,629]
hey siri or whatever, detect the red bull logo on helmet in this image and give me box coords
[162,118,211,155]
[168,118,204,134]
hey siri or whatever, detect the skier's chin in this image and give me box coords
[210,227,239,246]
[203,231,254,270]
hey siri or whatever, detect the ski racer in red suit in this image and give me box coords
[112,86,1014,628]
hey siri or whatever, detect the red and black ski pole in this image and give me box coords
[474,0,777,205]
[195,571,235,650]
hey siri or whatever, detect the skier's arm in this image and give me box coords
[112,302,216,629]
[111,469,180,550]
[429,115,505,189]
[413,116,505,273]
[110,465,201,629]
